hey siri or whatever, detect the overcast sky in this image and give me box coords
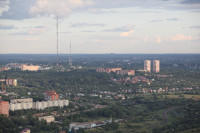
[0,0,200,54]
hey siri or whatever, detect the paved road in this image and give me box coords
[154,106,178,128]
[160,107,178,125]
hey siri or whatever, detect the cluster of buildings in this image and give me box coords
[0,67,10,71]
[138,87,193,93]
[44,90,59,101]
[5,79,17,86]
[96,68,135,75]
[144,60,160,73]
[69,119,121,132]
[0,91,69,117]
[0,64,40,71]
[0,78,17,94]
[111,76,151,84]
[96,60,160,76]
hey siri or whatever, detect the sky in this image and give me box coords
[0,0,200,54]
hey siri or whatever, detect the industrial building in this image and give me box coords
[0,101,9,117]
[153,60,160,73]
[144,60,151,72]
[21,64,39,71]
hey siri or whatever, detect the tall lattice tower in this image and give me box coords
[69,41,72,67]
[56,16,59,67]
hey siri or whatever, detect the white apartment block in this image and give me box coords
[9,99,69,111]
[144,60,151,72]
[153,60,160,73]
[10,98,33,104]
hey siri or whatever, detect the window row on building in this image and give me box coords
[96,68,135,75]
[9,99,69,111]
[144,60,160,73]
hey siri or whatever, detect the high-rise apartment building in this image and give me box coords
[144,60,151,72]
[0,101,9,117]
[153,60,160,73]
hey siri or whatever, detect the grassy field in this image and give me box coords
[158,94,200,99]
[177,127,200,133]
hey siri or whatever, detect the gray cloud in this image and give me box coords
[0,0,199,20]
[71,23,105,27]
[0,0,35,20]
[103,25,135,32]
[189,25,200,29]
[88,8,117,14]
[81,30,96,32]
[0,0,9,8]
[0,24,17,29]
[150,19,163,22]
[35,26,45,28]
[166,18,179,21]
[59,32,71,34]
[181,0,200,4]
[10,32,29,35]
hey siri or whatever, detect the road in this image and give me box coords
[154,106,178,128]
[160,107,178,125]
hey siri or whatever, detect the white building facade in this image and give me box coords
[9,99,69,111]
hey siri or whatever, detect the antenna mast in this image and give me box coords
[56,16,59,67]
[69,41,72,67]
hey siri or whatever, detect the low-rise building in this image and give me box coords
[96,68,122,73]
[0,67,10,71]
[70,122,92,131]
[38,116,55,123]
[116,70,135,75]
[20,128,31,133]
[21,64,39,71]
[44,90,59,101]
[0,101,9,117]
[6,79,17,86]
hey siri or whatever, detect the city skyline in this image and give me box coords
[0,0,200,54]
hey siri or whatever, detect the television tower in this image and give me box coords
[56,16,59,67]
[69,41,72,67]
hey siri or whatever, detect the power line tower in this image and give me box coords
[69,41,72,67]
[56,16,59,67]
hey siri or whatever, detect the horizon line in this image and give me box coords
[0,53,200,55]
